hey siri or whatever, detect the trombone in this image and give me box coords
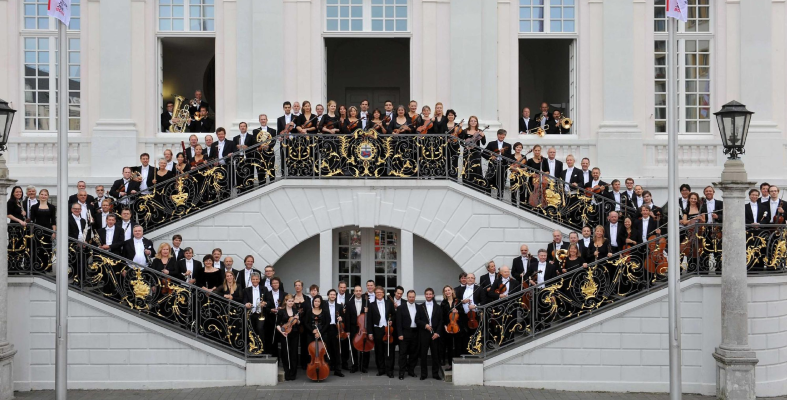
[521,114,573,137]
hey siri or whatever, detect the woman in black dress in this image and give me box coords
[563,243,587,272]
[444,110,462,181]
[458,116,486,192]
[305,295,330,348]
[681,192,703,270]
[317,101,342,176]
[588,225,612,262]
[152,158,175,207]
[509,142,528,207]
[174,152,191,175]
[28,188,56,272]
[290,101,317,177]
[387,105,414,177]
[321,101,341,135]
[341,106,361,134]
[292,280,311,369]
[150,242,176,277]
[524,144,550,207]
[277,295,301,381]
[195,254,223,293]
[440,285,462,371]
[7,186,26,227]
[7,186,27,268]
[216,270,244,302]
[430,102,447,134]
[368,109,388,135]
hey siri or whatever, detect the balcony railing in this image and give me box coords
[465,223,787,359]
[120,132,634,234]
[7,223,266,359]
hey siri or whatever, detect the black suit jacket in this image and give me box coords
[761,199,786,224]
[345,296,368,332]
[161,111,174,132]
[68,194,96,209]
[233,132,256,150]
[109,178,141,199]
[414,302,443,335]
[188,100,210,117]
[478,272,498,292]
[395,302,419,338]
[546,241,569,263]
[211,140,238,160]
[263,290,288,317]
[174,258,202,282]
[699,199,724,223]
[131,165,156,190]
[547,117,569,135]
[512,255,536,282]
[67,214,87,240]
[98,226,125,255]
[576,169,592,188]
[233,268,262,290]
[604,191,631,213]
[252,127,278,156]
[121,237,155,263]
[604,222,627,249]
[486,276,521,301]
[485,140,512,161]
[189,117,215,133]
[454,284,485,307]
[577,239,592,260]
[745,202,768,224]
[276,114,296,134]
[563,167,583,190]
[543,262,562,282]
[544,159,563,180]
[583,180,609,195]
[518,117,535,134]
[242,285,268,309]
[633,219,659,244]
[366,299,395,332]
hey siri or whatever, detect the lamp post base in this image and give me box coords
[0,341,16,400]
[713,347,758,400]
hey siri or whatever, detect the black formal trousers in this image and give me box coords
[263,314,278,358]
[398,327,419,375]
[419,329,440,378]
[324,324,341,372]
[373,327,395,374]
[249,312,265,351]
[280,330,299,380]
[441,331,460,366]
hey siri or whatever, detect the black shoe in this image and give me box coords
[350,366,358,373]
[408,371,416,377]
[334,371,345,377]
[361,368,368,373]
[388,373,394,378]
[433,375,441,380]
[420,376,427,380]
[376,371,386,376]
[399,375,404,380]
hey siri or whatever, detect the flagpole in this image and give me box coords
[666,13,683,400]
[55,16,69,400]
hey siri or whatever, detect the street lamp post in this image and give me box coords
[0,98,19,400]
[712,101,758,400]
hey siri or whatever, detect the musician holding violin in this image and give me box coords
[395,289,420,379]
[458,116,487,192]
[367,286,396,378]
[456,273,483,355]
[486,266,520,302]
[440,286,462,371]
[485,129,513,200]
[444,110,463,181]
[525,145,550,206]
[277,295,301,381]
[583,167,609,199]
[764,185,785,224]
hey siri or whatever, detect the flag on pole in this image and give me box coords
[666,0,688,22]
[47,0,72,26]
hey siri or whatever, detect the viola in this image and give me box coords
[306,324,330,382]
[416,118,433,134]
[446,303,460,334]
[467,309,479,330]
[281,312,299,335]
[352,312,374,352]
[382,316,394,344]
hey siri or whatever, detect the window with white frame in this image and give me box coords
[325,0,409,33]
[158,0,214,32]
[335,228,399,293]
[653,0,712,134]
[22,0,81,132]
[518,0,575,34]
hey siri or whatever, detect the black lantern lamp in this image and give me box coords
[713,100,753,160]
[0,98,16,155]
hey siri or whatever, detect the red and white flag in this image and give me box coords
[47,0,72,26]
[666,0,688,22]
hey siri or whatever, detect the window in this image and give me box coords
[24,0,80,30]
[338,229,363,289]
[335,228,399,292]
[158,0,214,32]
[373,229,398,292]
[653,0,712,134]
[519,0,575,33]
[325,0,409,33]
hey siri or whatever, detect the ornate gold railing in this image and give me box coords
[466,223,787,358]
[6,223,265,358]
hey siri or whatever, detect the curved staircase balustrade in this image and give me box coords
[113,132,633,234]
[465,223,787,359]
[6,223,266,359]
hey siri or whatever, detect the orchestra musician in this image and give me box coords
[634,205,661,244]
[407,100,419,122]
[188,90,210,117]
[745,189,768,225]
[161,101,175,132]
[263,277,287,358]
[577,226,592,260]
[345,285,370,373]
[97,213,124,256]
[524,144,549,205]
[244,273,267,351]
[458,116,487,192]
[544,148,563,179]
[431,103,446,133]
[291,280,311,370]
[252,114,277,185]
[604,211,626,254]
[342,106,362,134]
[455,273,483,355]
[368,109,388,134]
[440,286,461,370]
[277,101,296,172]
[699,186,724,224]
[518,107,535,135]
[175,247,200,284]
[485,129,512,199]
[184,134,200,162]
[604,180,630,215]
[444,109,461,181]
[109,167,141,201]
[415,287,442,380]
[383,101,395,122]
[277,295,301,381]
[132,154,156,193]
[535,102,551,130]
[588,226,612,262]
[367,286,395,378]
[509,142,528,205]
[324,289,345,377]
[625,178,637,203]
[546,230,569,264]
[234,122,257,193]
[478,261,498,290]
[547,110,569,135]
[562,155,581,193]
[336,281,351,370]
[583,167,608,197]
[395,289,419,379]
[678,184,692,217]
[486,265,519,302]
[189,106,214,133]
[359,99,370,120]
[764,185,785,224]
[511,244,535,281]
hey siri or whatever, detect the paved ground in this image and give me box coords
[13,366,787,400]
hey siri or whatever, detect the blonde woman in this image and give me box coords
[150,242,175,276]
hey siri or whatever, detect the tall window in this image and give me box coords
[338,229,363,289]
[518,0,575,33]
[335,228,400,292]
[22,0,81,132]
[158,0,214,32]
[653,0,712,134]
[325,0,409,33]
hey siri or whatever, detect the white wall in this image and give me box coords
[274,234,320,292]
[482,275,787,397]
[8,277,247,390]
[412,234,464,294]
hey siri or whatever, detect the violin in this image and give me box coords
[494,282,508,295]
[382,316,394,344]
[392,122,411,134]
[352,312,374,352]
[446,300,460,334]
[306,316,331,382]
[467,309,479,330]
[160,278,173,295]
[416,117,433,134]
[448,119,465,140]
[346,119,360,131]
[382,114,392,125]
[774,193,785,224]
[281,309,300,335]
[464,125,491,146]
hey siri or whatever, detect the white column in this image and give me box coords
[400,230,414,292]
[595,0,642,180]
[91,0,138,177]
[249,0,284,120]
[0,156,18,400]
[319,230,333,293]
[497,0,518,137]
[713,159,758,400]
[234,0,253,128]
[216,0,237,131]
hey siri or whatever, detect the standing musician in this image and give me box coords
[486,265,519,302]
[577,226,593,260]
[233,122,256,193]
[699,186,724,224]
[184,134,200,162]
[367,286,395,378]
[546,230,569,264]
[605,180,630,214]
[236,255,261,291]
[395,289,419,380]
[456,273,483,354]
[321,101,341,134]
[678,184,692,217]
[745,188,768,225]
[545,148,563,180]
[188,90,209,117]
[263,277,286,358]
[383,101,395,122]
[359,99,370,120]
[388,105,413,135]
[764,185,785,224]
[161,101,175,132]
[189,106,214,133]
[305,295,330,381]
[342,106,363,133]
[277,295,300,381]
[562,155,582,193]
[509,142,528,205]
[458,116,487,192]
[415,288,443,380]
[512,244,535,281]
[479,261,498,290]
[324,289,345,377]
[634,206,661,244]
[485,129,512,200]
[572,157,592,190]
[253,114,278,185]
[122,225,154,267]
[97,214,124,256]
[547,110,570,135]
[524,145,549,205]
[336,281,352,370]
[535,102,551,130]
[588,226,612,262]
[368,109,389,134]
[583,167,608,197]
[407,100,419,122]
[524,249,555,287]
[202,135,216,160]
[291,280,311,370]
[415,105,432,134]
[345,285,370,373]
[444,109,462,181]
[277,101,296,172]
[605,211,626,254]
[625,178,637,203]
[440,286,462,370]
[518,107,535,135]
[431,102,447,133]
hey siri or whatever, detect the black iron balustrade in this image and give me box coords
[117,131,631,233]
[466,223,787,358]
[6,223,265,359]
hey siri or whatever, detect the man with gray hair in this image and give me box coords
[68,180,95,208]
[243,271,267,343]
[23,185,38,217]
[486,265,519,302]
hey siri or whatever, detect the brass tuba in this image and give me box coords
[168,95,192,133]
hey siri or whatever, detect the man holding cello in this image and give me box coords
[346,285,371,373]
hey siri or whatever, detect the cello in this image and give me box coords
[353,311,375,352]
[306,315,331,382]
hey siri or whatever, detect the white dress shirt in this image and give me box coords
[100,212,110,228]
[750,201,760,223]
[78,201,88,221]
[271,290,280,308]
[104,226,115,246]
[243,268,252,287]
[165,161,174,171]
[548,158,556,176]
[172,247,180,259]
[425,301,434,323]
[337,292,346,306]
[72,215,84,241]
[185,259,194,278]
[462,285,474,313]
[121,220,132,240]
[328,302,337,324]
[536,262,547,286]
[582,170,590,185]
[641,218,650,243]
[609,222,619,247]
[706,199,716,222]
[140,166,150,191]
[355,297,363,316]
[217,140,227,165]
[376,300,387,328]
[770,200,780,223]
[563,166,575,192]
[367,292,375,303]
[583,237,591,248]
[27,198,38,215]
[251,285,262,313]
[407,302,417,327]
[627,189,634,199]
[501,278,510,295]
[612,192,622,211]
[132,238,146,266]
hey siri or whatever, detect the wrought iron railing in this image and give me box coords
[466,223,787,358]
[6,223,265,359]
[118,131,632,233]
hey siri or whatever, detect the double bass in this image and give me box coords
[306,315,331,382]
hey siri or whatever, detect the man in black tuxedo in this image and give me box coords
[202,135,216,160]
[233,122,257,193]
[212,128,238,185]
[583,167,608,198]
[67,181,96,208]
[562,155,582,193]
[746,189,768,225]
[189,106,215,133]
[97,214,124,256]
[252,114,278,184]
[677,184,692,218]
[93,198,113,231]
[367,286,395,377]
[175,247,201,284]
[187,90,210,117]
[415,288,443,380]
[68,203,87,242]
[263,277,287,358]
[71,191,96,240]
[634,206,661,244]
[235,255,262,290]
[478,261,498,292]
[161,101,175,132]
[336,281,353,370]
[345,285,370,373]
[518,107,535,135]
[511,244,535,282]
[574,157,592,190]
[276,102,296,172]
[211,248,226,272]
[604,211,627,254]
[625,178,637,204]
[395,289,420,379]
[577,226,593,260]
[763,185,786,224]
[324,289,346,377]
[604,180,631,217]
[485,129,512,199]
[700,186,724,224]
[534,102,551,130]
[486,266,520,303]
[122,225,155,266]
[529,249,559,284]
[243,273,267,349]
[547,110,570,135]
[131,154,156,193]
[170,234,186,261]
[455,273,483,354]
[545,147,563,179]
[184,135,200,162]
[546,230,569,264]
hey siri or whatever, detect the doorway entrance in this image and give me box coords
[518,38,575,118]
[325,38,410,110]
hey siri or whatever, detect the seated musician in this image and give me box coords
[161,101,175,132]
[189,106,214,133]
[547,110,569,135]
[699,186,724,224]
[518,107,535,135]
[746,189,767,225]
